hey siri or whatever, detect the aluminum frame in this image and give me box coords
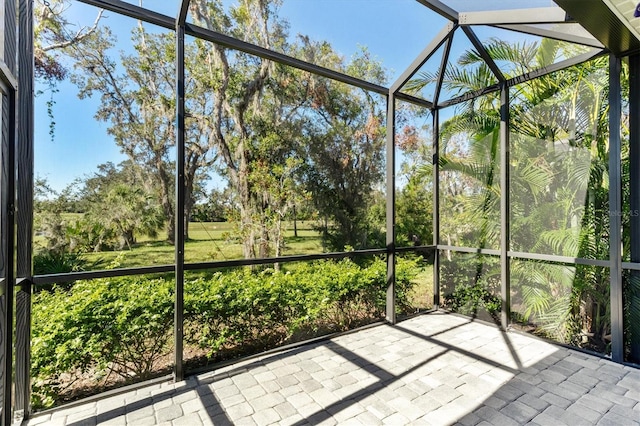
[6,0,638,419]
[1,0,17,422]
[173,0,190,382]
[499,82,510,330]
[386,94,396,324]
[609,54,624,363]
[15,0,34,417]
[459,7,568,26]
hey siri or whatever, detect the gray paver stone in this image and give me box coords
[249,392,286,412]
[592,389,638,409]
[381,412,411,425]
[96,416,127,426]
[609,403,640,420]
[562,403,602,425]
[286,391,314,410]
[365,399,395,420]
[531,412,568,426]
[233,415,257,426]
[475,405,520,426]
[260,379,281,393]
[354,410,383,425]
[225,401,255,420]
[483,396,508,410]
[216,384,240,399]
[126,405,155,423]
[156,405,183,423]
[232,374,259,389]
[252,407,280,426]
[576,392,614,414]
[457,411,482,426]
[329,401,366,423]
[597,411,640,426]
[273,401,297,419]
[241,384,267,400]
[538,369,566,384]
[517,393,550,412]
[172,414,203,426]
[309,388,337,408]
[501,400,539,424]
[540,391,572,409]
[180,397,205,415]
[129,415,156,426]
[427,385,462,405]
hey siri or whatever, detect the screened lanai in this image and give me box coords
[1,0,640,424]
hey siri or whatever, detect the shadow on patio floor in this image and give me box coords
[28,311,640,426]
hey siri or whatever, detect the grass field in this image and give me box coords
[77,220,325,267]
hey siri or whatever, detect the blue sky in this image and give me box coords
[34,0,556,193]
[35,0,447,193]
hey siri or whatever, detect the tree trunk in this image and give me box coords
[156,160,175,243]
[293,204,298,238]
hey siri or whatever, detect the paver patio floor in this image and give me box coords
[26,311,640,425]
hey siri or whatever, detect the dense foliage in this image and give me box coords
[31,257,419,409]
[407,39,625,355]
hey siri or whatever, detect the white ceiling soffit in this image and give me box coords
[602,0,640,41]
[554,0,640,55]
[459,7,567,25]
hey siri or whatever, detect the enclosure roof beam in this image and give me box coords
[185,24,388,95]
[496,24,604,48]
[391,22,456,94]
[459,7,569,26]
[414,0,458,22]
[433,34,453,106]
[462,26,505,82]
[77,0,174,29]
[395,91,433,109]
[438,47,606,108]
[505,47,606,87]
[76,0,388,96]
[177,0,190,25]
[437,84,500,109]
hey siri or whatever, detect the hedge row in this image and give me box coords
[32,257,419,408]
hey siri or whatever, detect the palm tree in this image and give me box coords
[407,37,613,349]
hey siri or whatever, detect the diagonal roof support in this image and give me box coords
[391,22,456,94]
[433,33,453,106]
[462,26,505,83]
[414,0,458,22]
[459,7,568,26]
[496,24,604,48]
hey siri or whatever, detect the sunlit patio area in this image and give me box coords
[25,312,640,425]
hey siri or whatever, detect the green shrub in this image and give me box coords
[443,281,501,323]
[32,256,419,408]
[31,276,173,408]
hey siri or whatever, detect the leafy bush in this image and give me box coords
[31,257,419,408]
[32,276,174,408]
[443,282,501,323]
[33,251,88,276]
[33,250,105,291]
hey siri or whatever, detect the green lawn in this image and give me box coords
[82,220,324,268]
